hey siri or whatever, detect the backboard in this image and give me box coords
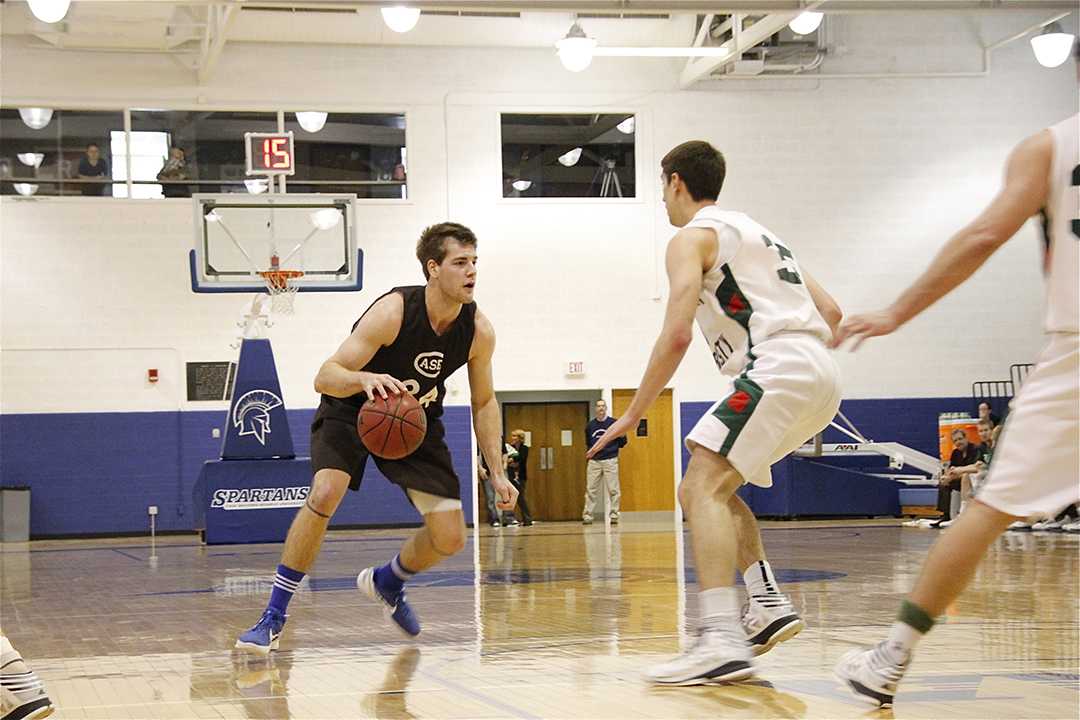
[189,193,363,293]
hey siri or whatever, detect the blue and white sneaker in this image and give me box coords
[357,567,421,637]
[235,608,287,655]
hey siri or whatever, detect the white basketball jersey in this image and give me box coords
[1044,114,1079,334]
[686,206,831,376]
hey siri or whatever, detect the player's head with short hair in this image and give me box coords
[660,141,726,227]
[417,222,477,280]
[417,222,479,302]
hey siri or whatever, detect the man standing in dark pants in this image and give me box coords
[508,429,533,526]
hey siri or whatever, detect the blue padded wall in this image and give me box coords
[1,406,474,538]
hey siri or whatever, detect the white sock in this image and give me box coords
[885,621,921,661]
[699,587,740,630]
[743,560,781,598]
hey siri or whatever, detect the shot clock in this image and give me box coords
[244,132,295,176]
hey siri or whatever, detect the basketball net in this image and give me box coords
[259,255,303,315]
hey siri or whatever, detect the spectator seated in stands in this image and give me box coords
[977,401,1001,428]
[938,422,996,528]
[157,146,191,198]
[932,428,980,528]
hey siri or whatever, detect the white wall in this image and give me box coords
[2,12,1076,414]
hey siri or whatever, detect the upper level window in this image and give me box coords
[500,113,636,198]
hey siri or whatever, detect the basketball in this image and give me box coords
[358,392,427,459]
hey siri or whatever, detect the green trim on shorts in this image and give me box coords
[712,375,765,456]
[897,599,936,634]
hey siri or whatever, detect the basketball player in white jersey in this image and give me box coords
[588,140,843,684]
[832,104,1079,706]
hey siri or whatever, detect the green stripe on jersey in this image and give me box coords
[712,376,764,456]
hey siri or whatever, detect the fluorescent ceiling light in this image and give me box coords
[18,108,53,130]
[17,153,45,168]
[381,6,420,33]
[310,208,342,231]
[788,11,824,35]
[616,117,635,134]
[557,23,597,72]
[295,111,328,133]
[27,0,70,24]
[1030,24,1076,68]
[592,47,729,57]
[558,148,583,167]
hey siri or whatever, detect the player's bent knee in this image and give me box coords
[307,469,349,516]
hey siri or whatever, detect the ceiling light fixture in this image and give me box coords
[558,148,583,167]
[295,112,328,133]
[788,11,824,36]
[27,0,70,24]
[1030,23,1076,68]
[310,208,343,231]
[557,23,598,72]
[18,108,53,130]
[381,6,421,33]
[13,183,39,197]
[17,153,45,168]
[511,179,532,192]
[244,179,269,195]
[616,117,635,135]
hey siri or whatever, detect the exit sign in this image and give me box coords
[567,361,584,376]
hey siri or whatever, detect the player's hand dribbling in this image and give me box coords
[357,371,410,400]
[586,416,634,459]
[491,474,519,511]
[830,310,900,351]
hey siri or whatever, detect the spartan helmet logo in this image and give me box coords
[232,389,284,445]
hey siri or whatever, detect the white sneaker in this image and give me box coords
[1062,519,1080,533]
[1031,518,1059,531]
[644,628,754,686]
[741,594,805,656]
[834,642,910,708]
[1007,520,1033,531]
[0,636,54,720]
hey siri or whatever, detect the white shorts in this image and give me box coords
[977,333,1079,518]
[686,333,841,488]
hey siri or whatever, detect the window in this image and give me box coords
[500,113,636,198]
[0,109,125,197]
[130,110,279,196]
[284,113,407,199]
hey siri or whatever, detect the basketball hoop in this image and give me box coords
[258,269,304,314]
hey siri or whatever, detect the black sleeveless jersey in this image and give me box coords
[317,285,477,422]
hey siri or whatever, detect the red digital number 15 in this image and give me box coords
[262,138,290,169]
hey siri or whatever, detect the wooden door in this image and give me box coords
[503,402,589,522]
[543,403,589,521]
[612,388,675,512]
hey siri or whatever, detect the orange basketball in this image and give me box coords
[358,392,427,459]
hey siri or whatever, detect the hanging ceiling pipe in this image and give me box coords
[710,9,1073,80]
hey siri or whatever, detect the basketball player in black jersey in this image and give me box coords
[237,222,517,652]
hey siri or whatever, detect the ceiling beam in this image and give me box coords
[215,0,1078,13]
[679,11,801,87]
[197,3,236,84]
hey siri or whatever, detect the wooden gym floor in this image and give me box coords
[3,519,1077,719]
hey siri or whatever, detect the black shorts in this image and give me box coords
[309,401,461,500]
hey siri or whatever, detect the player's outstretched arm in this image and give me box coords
[314,292,408,399]
[467,311,518,510]
[834,130,1052,350]
[587,228,708,458]
[802,268,843,339]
